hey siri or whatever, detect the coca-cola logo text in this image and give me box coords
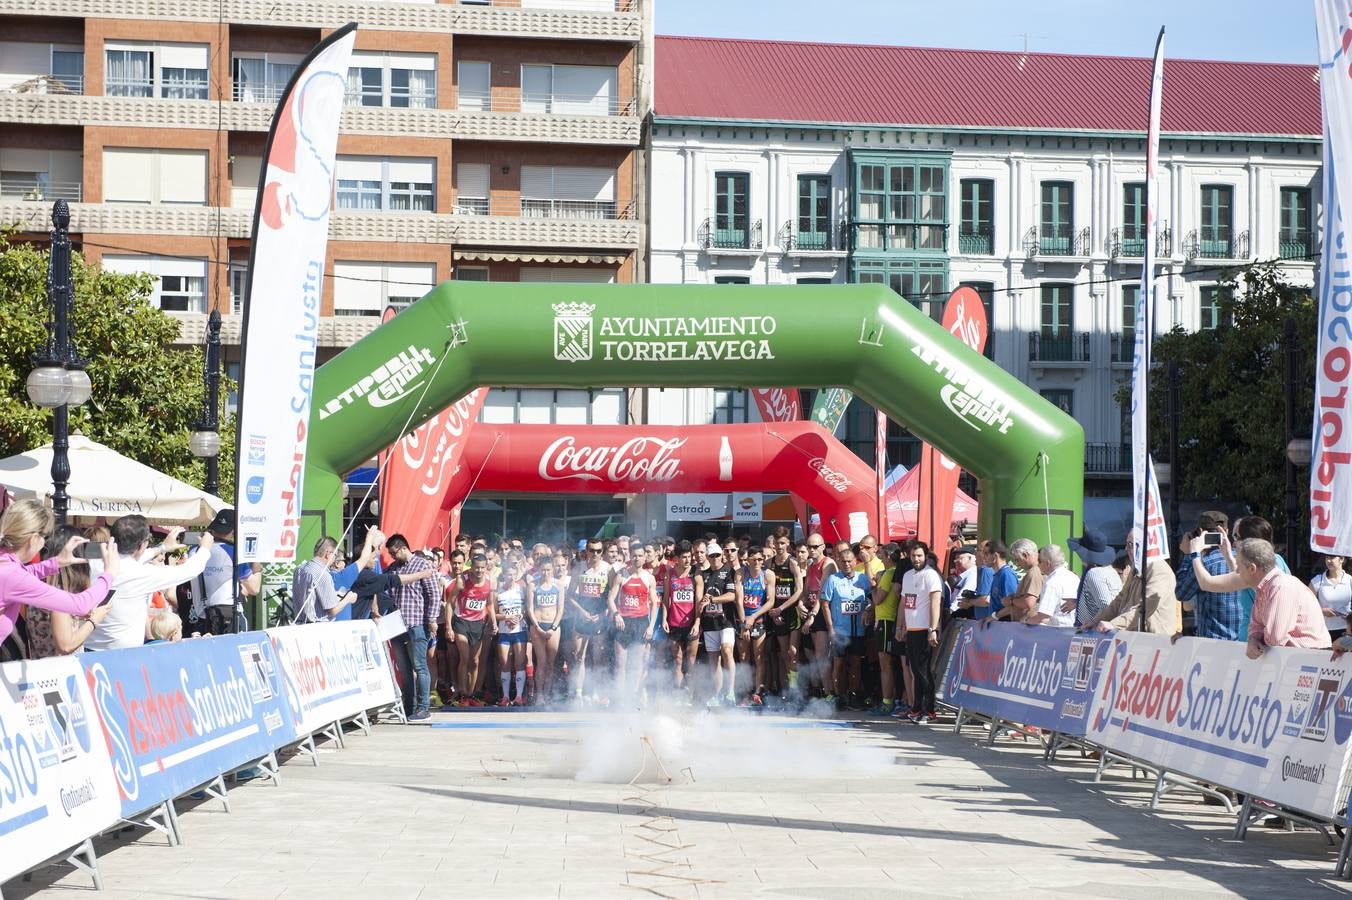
[540,436,685,483]
[396,389,486,497]
[808,457,853,493]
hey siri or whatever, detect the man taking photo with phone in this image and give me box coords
[1175,510,1241,640]
[188,509,261,636]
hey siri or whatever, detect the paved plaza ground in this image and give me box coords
[10,706,1352,899]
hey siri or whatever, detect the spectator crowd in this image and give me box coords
[2,498,1341,728]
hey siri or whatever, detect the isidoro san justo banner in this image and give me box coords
[1,620,397,884]
[943,623,1352,820]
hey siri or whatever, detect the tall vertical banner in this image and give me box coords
[235,24,358,563]
[379,388,487,551]
[913,287,989,551]
[1313,1,1352,554]
[810,388,853,433]
[1131,28,1170,570]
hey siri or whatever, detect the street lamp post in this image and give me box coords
[189,309,223,495]
[25,200,91,526]
[1167,361,1182,550]
[1282,316,1307,575]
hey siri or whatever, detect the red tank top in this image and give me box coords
[455,575,491,621]
[807,558,831,604]
[619,571,651,617]
[666,571,696,628]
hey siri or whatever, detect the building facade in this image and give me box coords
[647,36,1322,493]
[0,0,650,366]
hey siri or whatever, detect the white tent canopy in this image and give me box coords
[0,435,226,525]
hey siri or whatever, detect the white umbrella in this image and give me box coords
[0,434,226,525]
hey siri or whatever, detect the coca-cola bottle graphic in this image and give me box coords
[719,436,733,481]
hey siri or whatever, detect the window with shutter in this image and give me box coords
[457,61,490,111]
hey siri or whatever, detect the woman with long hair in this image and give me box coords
[25,524,113,657]
[1,500,119,647]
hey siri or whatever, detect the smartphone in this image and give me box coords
[97,589,117,607]
[1203,532,1222,547]
[77,541,105,561]
[180,532,204,547]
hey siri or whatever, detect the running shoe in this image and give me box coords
[749,692,763,707]
[869,702,896,716]
[496,697,511,707]
[913,713,933,725]
[512,697,527,707]
[408,709,431,721]
[821,693,837,703]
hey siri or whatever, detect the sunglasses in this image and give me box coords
[587,547,603,553]
[807,542,824,549]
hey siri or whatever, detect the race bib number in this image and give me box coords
[673,588,694,604]
[622,593,643,610]
[581,580,604,598]
[776,583,792,600]
[841,599,864,615]
[744,597,762,611]
[903,593,918,611]
[536,591,558,608]
[466,597,487,612]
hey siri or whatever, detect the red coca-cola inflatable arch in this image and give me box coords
[435,421,879,544]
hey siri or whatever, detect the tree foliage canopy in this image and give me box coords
[1125,261,1315,532]
[0,235,236,501]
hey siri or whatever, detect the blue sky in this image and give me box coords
[655,0,1312,65]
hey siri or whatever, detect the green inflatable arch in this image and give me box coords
[302,283,1084,551]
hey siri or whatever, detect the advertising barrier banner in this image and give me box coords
[1,657,120,881]
[82,632,297,819]
[269,621,397,735]
[942,621,1114,735]
[1087,633,1352,818]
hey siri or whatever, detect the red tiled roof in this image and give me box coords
[654,36,1320,137]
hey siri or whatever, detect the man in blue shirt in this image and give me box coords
[979,540,1019,621]
[1175,510,1243,640]
[822,541,873,710]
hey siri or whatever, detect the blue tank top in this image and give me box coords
[743,571,767,613]
[533,583,561,609]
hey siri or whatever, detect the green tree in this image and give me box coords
[1123,260,1315,535]
[0,235,236,501]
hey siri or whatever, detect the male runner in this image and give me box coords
[663,540,703,703]
[799,534,837,697]
[766,526,805,701]
[568,539,612,704]
[699,544,742,707]
[608,544,658,703]
[823,542,872,709]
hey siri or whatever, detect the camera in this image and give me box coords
[1203,532,1222,547]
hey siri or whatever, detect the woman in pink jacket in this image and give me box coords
[0,499,119,645]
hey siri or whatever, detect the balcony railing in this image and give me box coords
[1184,228,1250,262]
[4,74,84,95]
[0,177,82,202]
[106,77,209,100]
[235,81,290,104]
[454,198,489,216]
[699,217,763,252]
[1025,225,1090,258]
[520,198,620,219]
[1280,236,1315,260]
[1085,442,1132,475]
[1028,331,1090,363]
[456,90,635,116]
[1110,332,1136,364]
[458,0,637,8]
[778,219,842,251]
[345,88,438,109]
[1109,223,1173,259]
[958,230,993,255]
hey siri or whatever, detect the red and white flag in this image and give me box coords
[235,24,356,562]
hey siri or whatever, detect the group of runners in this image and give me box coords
[431,528,945,720]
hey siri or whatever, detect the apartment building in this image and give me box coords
[0,0,650,371]
[647,36,1321,493]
